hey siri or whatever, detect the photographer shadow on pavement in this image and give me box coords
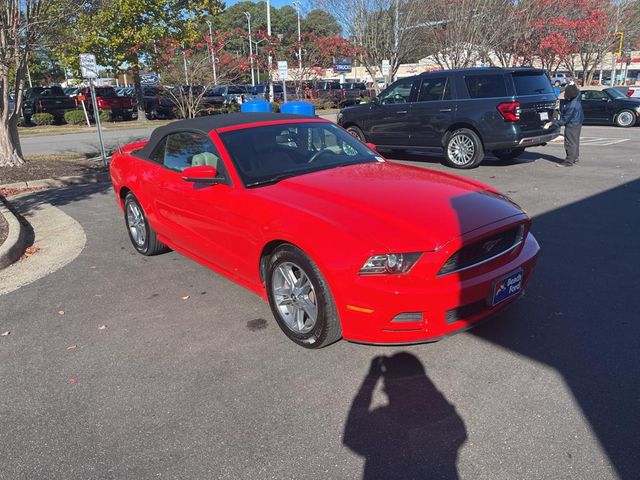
[343,352,467,480]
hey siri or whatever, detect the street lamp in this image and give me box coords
[243,12,256,87]
[205,19,218,85]
[266,0,274,101]
[293,1,303,76]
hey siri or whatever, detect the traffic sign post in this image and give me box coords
[382,59,390,87]
[278,61,288,103]
[79,54,107,166]
[77,93,91,127]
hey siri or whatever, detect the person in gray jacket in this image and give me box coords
[546,84,584,167]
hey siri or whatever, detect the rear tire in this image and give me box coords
[266,244,341,348]
[124,193,168,256]
[444,128,484,169]
[615,109,636,128]
[346,125,366,142]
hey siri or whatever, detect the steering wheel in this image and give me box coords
[308,148,338,163]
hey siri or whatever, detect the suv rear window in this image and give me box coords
[512,73,553,95]
[465,75,507,98]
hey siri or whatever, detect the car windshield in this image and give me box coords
[220,122,379,187]
[605,88,626,99]
[512,72,553,95]
[33,86,66,96]
[94,87,117,97]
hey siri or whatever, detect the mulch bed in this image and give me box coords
[0,210,7,248]
[0,157,107,186]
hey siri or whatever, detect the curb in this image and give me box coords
[0,198,28,270]
[0,170,111,190]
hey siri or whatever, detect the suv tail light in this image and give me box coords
[497,102,520,121]
[627,89,635,97]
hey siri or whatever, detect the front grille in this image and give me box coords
[438,225,524,276]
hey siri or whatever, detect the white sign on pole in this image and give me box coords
[79,54,98,79]
[381,59,390,77]
[277,61,289,80]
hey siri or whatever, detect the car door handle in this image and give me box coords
[439,108,453,112]
[396,110,408,114]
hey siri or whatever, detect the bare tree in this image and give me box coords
[316,0,429,92]
[1,0,80,167]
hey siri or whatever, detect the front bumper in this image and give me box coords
[336,233,540,345]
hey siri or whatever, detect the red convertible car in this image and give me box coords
[110,112,539,348]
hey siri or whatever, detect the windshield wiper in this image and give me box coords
[246,173,299,188]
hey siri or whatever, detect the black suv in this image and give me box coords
[337,67,560,168]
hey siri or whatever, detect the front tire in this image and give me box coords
[444,128,484,169]
[266,245,341,348]
[124,193,168,256]
[615,109,636,128]
[346,125,366,142]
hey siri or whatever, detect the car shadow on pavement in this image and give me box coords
[383,148,564,167]
[343,353,467,480]
[470,178,640,478]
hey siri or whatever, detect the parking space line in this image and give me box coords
[548,137,630,146]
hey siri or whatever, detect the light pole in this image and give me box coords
[243,12,256,87]
[266,0,274,101]
[293,1,302,76]
[205,19,218,85]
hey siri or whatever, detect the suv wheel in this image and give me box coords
[615,109,635,128]
[444,128,484,169]
[346,125,366,142]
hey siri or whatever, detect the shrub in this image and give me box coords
[228,102,241,113]
[32,113,54,125]
[270,102,280,113]
[98,109,111,122]
[64,110,87,125]
[360,96,371,104]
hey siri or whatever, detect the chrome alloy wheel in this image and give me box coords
[271,262,318,334]
[448,133,475,166]
[617,110,634,127]
[126,202,146,247]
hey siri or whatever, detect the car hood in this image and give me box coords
[252,162,525,251]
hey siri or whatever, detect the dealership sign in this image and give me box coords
[334,57,352,73]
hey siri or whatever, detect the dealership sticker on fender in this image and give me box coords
[491,269,523,305]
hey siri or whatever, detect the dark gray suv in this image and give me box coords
[337,67,560,168]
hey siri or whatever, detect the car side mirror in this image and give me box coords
[181,165,223,185]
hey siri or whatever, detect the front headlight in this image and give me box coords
[359,252,422,275]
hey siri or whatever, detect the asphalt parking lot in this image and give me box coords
[1,124,639,479]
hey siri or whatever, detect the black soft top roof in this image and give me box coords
[136,112,318,160]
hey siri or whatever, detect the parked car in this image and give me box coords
[340,82,368,106]
[142,86,176,120]
[248,83,284,102]
[338,67,560,168]
[550,72,571,86]
[206,84,248,105]
[613,86,640,99]
[76,86,137,120]
[8,93,16,113]
[627,87,640,99]
[110,112,540,348]
[22,86,76,124]
[572,88,640,127]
